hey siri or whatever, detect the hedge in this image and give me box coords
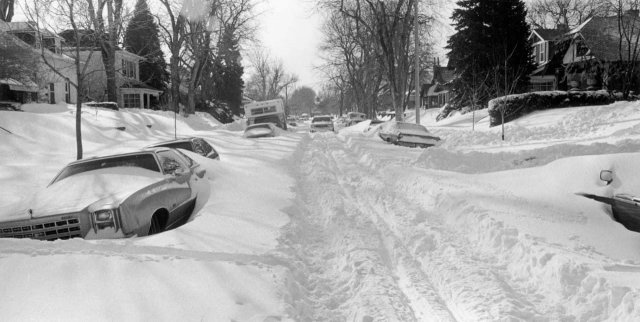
[85,102,119,110]
[487,90,614,127]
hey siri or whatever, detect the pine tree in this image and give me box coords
[214,28,244,116]
[123,0,168,103]
[447,0,534,108]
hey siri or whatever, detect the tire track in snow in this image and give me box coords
[280,133,458,321]
[329,134,545,321]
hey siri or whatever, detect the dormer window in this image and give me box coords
[533,41,548,63]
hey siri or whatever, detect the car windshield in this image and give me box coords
[152,141,193,151]
[247,123,272,130]
[313,117,332,123]
[51,153,161,184]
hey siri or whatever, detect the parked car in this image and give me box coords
[578,170,640,232]
[0,148,210,240]
[145,137,220,160]
[244,122,278,138]
[346,112,367,126]
[310,115,335,132]
[378,121,441,148]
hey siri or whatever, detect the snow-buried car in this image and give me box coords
[0,148,210,240]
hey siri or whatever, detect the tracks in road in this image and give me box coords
[279,132,552,321]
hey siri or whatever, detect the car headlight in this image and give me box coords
[91,209,121,232]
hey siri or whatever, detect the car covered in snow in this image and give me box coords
[378,121,441,148]
[244,122,278,138]
[0,148,210,240]
[346,112,367,126]
[579,170,640,232]
[309,115,334,133]
[145,137,220,160]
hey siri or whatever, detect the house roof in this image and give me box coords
[532,28,566,41]
[3,21,61,39]
[571,13,639,61]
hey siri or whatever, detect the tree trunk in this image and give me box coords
[102,44,118,102]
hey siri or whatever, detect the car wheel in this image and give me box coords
[148,211,166,235]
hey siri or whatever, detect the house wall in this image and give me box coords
[75,50,142,104]
[37,53,78,104]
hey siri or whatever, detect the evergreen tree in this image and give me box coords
[214,28,244,116]
[123,0,168,102]
[199,27,244,120]
[447,0,534,108]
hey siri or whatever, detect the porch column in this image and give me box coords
[139,92,144,109]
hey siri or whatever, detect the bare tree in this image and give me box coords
[319,10,382,117]
[245,48,297,101]
[86,0,124,103]
[613,0,640,98]
[181,0,217,115]
[23,0,101,159]
[156,0,187,114]
[528,0,612,29]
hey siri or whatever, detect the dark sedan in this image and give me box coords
[146,137,220,160]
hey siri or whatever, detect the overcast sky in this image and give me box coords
[253,0,325,92]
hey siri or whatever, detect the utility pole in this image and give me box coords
[414,0,421,125]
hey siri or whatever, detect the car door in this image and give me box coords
[156,150,193,225]
[174,150,210,216]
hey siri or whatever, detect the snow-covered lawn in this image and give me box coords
[0,101,639,321]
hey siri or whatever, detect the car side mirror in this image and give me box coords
[174,167,188,177]
[600,170,613,185]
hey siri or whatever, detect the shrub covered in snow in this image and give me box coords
[488,90,613,126]
[85,102,119,110]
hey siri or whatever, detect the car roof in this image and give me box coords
[145,137,196,147]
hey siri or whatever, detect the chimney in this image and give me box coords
[437,57,440,66]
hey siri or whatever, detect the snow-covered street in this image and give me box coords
[1,103,640,321]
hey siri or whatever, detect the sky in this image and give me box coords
[253,0,325,92]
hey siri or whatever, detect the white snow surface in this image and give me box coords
[1,102,640,321]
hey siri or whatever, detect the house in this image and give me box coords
[72,48,162,109]
[422,58,455,108]
[0,21,77,104]
[557,10,640,92]
[528,26,568,91]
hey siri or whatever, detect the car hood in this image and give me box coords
[312,121,333,126]
[25,168,166,219]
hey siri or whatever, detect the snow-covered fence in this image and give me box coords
[488,90,614,127]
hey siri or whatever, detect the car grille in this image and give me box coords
[0,214,83,241]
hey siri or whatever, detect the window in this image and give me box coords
[156,151,188,175]
[123,93,140,108]
[576,40,589,57]
[533,42,547,63]
[121,59,137,79]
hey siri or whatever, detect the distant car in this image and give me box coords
[378,122,441,148]
[310,115,334,132]
[579,170,640,232]
[367,119,385,132]
[0,148,210,240]
[346,112,367,126]
[145,137,220,160]
[244,122,277,138]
